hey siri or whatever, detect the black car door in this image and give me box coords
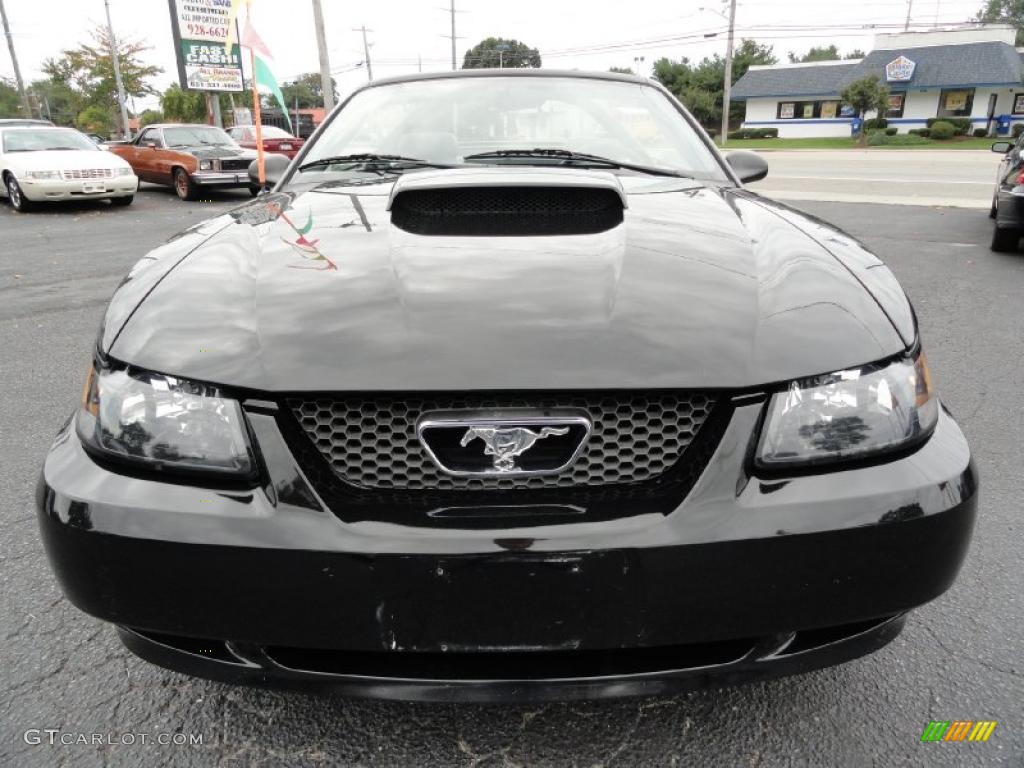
[999,134,1024,189]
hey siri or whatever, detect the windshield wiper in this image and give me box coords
[463,148,690,178]
[298,153,454,172]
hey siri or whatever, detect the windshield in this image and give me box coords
[163,126,236,147]
[295,76,726,181]
[2,128,97,153]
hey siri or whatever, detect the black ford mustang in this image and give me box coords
[37,70,977,702]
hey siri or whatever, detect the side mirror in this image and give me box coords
[991,141,1013,154]
[248,153,291,190]
[725,150,769,183]
[145,141,158,149]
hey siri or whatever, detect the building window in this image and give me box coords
[937,88,974,118]
[886,92,905,118]
[776,100,845,120]
[1013,93,1024,115]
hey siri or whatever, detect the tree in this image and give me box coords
[845,49,866,59]
[281,72,337,109]
[0,78,23,117]
[28,77,81,125]
[977,0,1024,45]
[160,83,206,123]
[76,105,113,135]
[652,39,776,129]
[138,108,164,127]
[462,37,541,69]
[42,26,161,133]
[788,45,841,63]
[840,75,890,145]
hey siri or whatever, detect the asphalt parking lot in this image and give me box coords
[1,180,1022,767]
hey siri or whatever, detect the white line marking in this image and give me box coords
[766,175,991,185]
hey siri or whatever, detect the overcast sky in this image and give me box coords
[0,0,990,111]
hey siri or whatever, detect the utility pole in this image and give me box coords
[0,0,31,118]
[449,0,456,69]
[904,0,913,31]
[354,25,373,81]
[418,53,422,72]
[103,0,132,139]
[312,0,334,112]
[720,0,737,148]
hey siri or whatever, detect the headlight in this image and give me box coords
[116,167,134,177]
[77,366,254,478]
[198,159,213,170]
[24,170,60,180]
[756,353,937,469]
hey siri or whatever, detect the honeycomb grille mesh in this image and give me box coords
[289,392,716,491]
[390,187,624,236]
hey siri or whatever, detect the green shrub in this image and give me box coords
[863,117,888,131]
[885,127,898,136]
[866,132,931,146]
[926,117,970,135]
[908,128,931,138]
[973,128,989,138]
[929,120,956,140]
[1013,123,1024,138]
[760,128,778,138]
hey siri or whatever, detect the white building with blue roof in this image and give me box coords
[731,26,1024,137]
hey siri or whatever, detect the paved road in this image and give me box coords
[1,185,1022,767]
[747,149,1002,209]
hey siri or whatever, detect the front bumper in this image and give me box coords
[20,176,138,201]
[191,170,252,187]
[37,400,978,701]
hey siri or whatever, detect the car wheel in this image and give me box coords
[990,225,1020,252]
[5,174,36,212]
[110,195,134,207]
[173,168,198,201]
[248,185,261,197]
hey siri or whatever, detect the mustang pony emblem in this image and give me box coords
[460,426,570,473]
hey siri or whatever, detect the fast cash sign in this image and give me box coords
[168,0,243,92]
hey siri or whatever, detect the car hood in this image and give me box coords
[175,145,257,160]
[104,171,910,392]
[9,149,130,170]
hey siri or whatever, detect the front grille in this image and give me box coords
[220,158,250,171]
[62,168,114,180]
[390,186,624,236]
[289,392,716,491]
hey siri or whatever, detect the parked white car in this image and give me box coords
[0,126,138,212]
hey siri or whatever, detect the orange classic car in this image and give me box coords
[108,124,260,201]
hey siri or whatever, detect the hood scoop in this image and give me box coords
[387,167,626,236]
